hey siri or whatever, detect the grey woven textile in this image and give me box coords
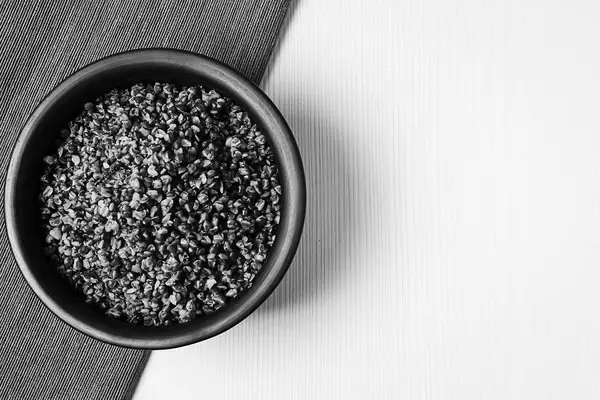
[0,0,290,398]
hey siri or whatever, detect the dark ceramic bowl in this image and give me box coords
[5,49,305,349]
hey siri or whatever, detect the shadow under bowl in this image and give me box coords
[4,49,306,349]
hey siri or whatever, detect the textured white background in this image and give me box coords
[134,0,600,398]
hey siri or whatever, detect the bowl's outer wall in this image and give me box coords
[5,50,306,349]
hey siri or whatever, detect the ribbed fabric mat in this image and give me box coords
[0,1,290,399]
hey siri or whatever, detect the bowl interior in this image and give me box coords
[6,51,305,348]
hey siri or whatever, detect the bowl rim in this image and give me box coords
[4,48,306,349]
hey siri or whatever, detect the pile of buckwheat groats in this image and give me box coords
[40,82,281,326]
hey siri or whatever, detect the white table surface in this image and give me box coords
[133,0,600,398]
